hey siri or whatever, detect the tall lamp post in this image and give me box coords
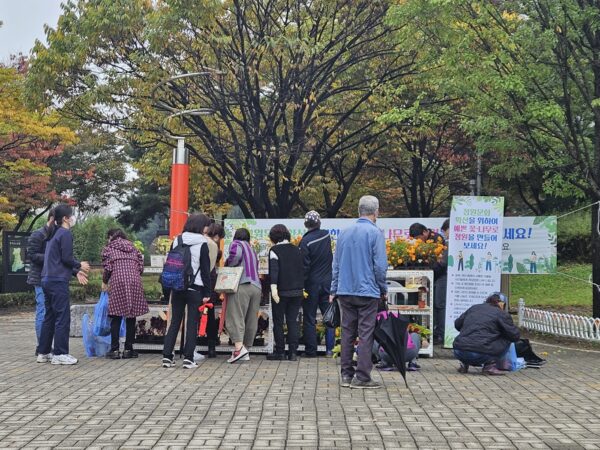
[152,70,223,238]
[170,137,189,239]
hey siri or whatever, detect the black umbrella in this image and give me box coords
[374,311,410,387]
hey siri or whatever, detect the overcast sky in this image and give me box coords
[0,0,63,63]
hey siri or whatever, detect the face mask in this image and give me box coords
[69,216,77,227]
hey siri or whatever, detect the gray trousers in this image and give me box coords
[339,295,378,382]
[225,283,262,347]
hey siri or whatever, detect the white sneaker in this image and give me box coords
[36,353,53,363]
[227,346,249,363]
[193,351,206,362]
[241,354,250,361]
[51,354,78,365]
[162,357,175,368]
[182,359,198,369]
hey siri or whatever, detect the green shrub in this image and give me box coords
[557,211,591,262]
[0,291,36,308]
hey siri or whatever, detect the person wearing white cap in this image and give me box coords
[299,211,334,357]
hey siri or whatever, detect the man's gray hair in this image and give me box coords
[358,195,379,217]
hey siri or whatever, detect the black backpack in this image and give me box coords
[160,236,201,292]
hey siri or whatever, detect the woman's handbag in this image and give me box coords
[323,298,340,328]
[214,266,244,293]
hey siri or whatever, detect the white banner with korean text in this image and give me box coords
[224,215,556,275]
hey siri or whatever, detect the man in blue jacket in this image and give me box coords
[330,195,388,389]
[300,211,334,357]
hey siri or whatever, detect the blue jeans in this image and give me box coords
[34,286,46,343]
[453,349,496,366]
[38,280,71,356]
[302,284,335,354]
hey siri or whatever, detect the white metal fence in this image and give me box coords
[518,299,600,342]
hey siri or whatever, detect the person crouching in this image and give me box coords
[453,292,520,375]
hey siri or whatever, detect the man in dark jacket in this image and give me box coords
[453,292,520,375]
[410,221,448,344]
[26,209,55,348]
[299,211,334,357]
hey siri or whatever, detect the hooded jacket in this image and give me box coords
[453,303,520,356]
[172,232,211,296]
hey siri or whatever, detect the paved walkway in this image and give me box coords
[1,312,600,449]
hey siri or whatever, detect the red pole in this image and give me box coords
[169,138,189,239]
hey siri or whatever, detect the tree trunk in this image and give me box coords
[592,202,600,318]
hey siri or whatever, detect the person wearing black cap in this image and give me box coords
[453,292,520,375]
[299,211,334,357]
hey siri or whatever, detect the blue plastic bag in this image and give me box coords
[82,313,96,357]
[497,343,522,371]
[93,292,111,337]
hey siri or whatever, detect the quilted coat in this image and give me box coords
[101,237,148,317]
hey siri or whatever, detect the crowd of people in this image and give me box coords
[27,197,522,386]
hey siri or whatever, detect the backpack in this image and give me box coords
[160,235,201,292]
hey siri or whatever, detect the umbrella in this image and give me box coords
[374,310,410,387]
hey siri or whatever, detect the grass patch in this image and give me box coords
[510,263,592,310]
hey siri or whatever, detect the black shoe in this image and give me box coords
[266,353,285,361]
[287,352,298,361]
[122,350,139,359]
[208,341,217,358]
[341,376,353,388]
[303,352,318,358]
[350,378,382,389]
[106,350,121,360]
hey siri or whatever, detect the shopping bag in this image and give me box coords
[497,343,521,371]
[82,313,96,357]
[323,299,340,328]
[92,292,111,336]
[214,267,243,293]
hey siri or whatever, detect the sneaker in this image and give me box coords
[227,346,249,363]
[350,378,382,389]
[51,354,78,365]
[266,353,285,361]
[457,363,469,374]
[376,362,395,371]
[182,359,198,369]
[241,354,250,361]
[482,363,505,376]
[325,351,334,358]
[407,362,420,372]
[122,350,138,359]
[162,357,175,368]
[105,350,121,360]
[36,353,53,363]
[287,352,298,362]
[341,376,353,388]
[193,351,206,362]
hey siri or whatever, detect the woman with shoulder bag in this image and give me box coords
[161,214,212,369]
[224,228,262,363]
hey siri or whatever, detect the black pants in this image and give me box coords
[272,296,302,354]
[109,315,136,352]
[163,290,202,360]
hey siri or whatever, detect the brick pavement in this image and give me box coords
[1,311,600,449]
